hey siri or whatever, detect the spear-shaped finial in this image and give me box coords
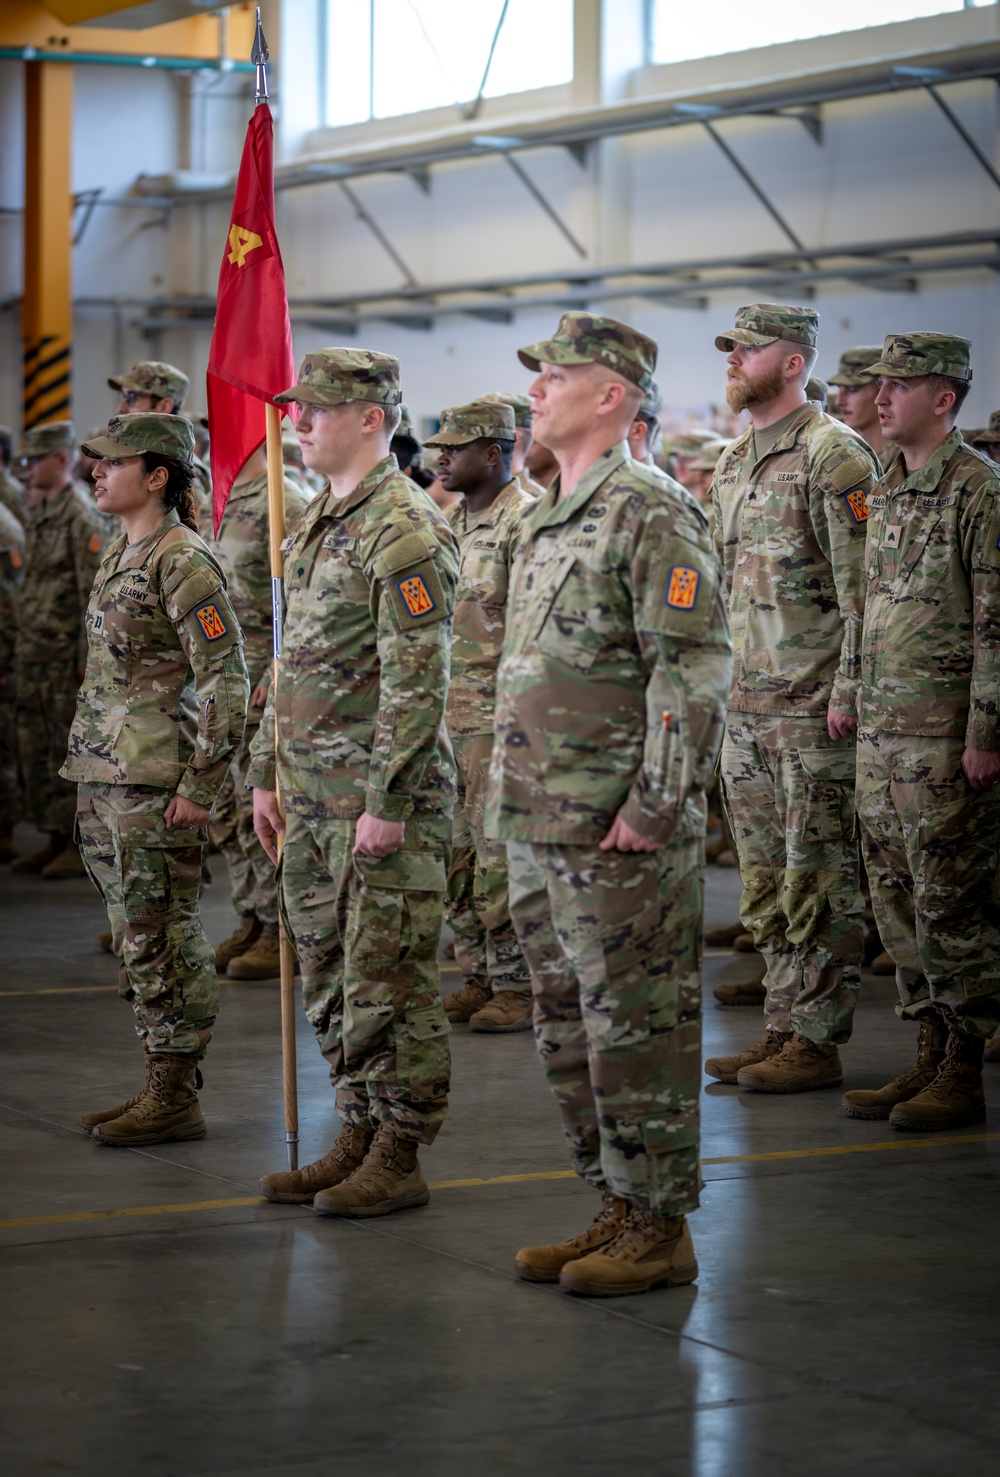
[252,6,269,105]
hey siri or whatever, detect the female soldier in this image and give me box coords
[61,413,249,1146]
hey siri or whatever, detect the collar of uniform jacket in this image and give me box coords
[307,451,398,522]
[747,400,819,468]
[532,442,629,528]
[30,479,83,527]
[101,508,180,574]
[883,427,965,497]
[454,477,523,532]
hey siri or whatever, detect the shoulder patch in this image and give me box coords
[398,574,436,618]
[665,565,700,610]
[87,532,103,554]
[195,603,228,641]
[844,486,869,524]
[9,547,22,569]
[827,453,874,496]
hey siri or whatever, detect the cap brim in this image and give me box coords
[80,435,144,458]
[715,329,779,352]
[107,375,133,392]
[828,373,872,387]
[273,386,352,406]
[424,431,475,447]
[517,338,595,373]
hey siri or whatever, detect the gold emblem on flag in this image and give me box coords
[228,224,264,268]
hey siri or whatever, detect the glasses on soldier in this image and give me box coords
[117,390,147,408]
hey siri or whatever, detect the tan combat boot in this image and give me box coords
[871,950,896,976]
[985,1037,1000,1063]
[842,1016,948,1119]
[96,930,116,955]
[10,831,64,874]
[227,920,281,980]
[82,1051,158,1132]
[704,1029,790,1084]
[737,1033,842,1092]
[470,989,532,1033]
[559,1207,698,1297]
[443,978,491,1023]
[313,1123,429,1218]
[259,1124,375,1204]
[704,920,745,947]
[888,1028,986,1132]
[40,838,86,879]
[214,913,261,972]
[713,971,766,1009]
[0,827,17,864]
[93,1054,206,1145]
[514,1190,629,1282]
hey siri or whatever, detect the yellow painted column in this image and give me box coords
[22,60,73,430]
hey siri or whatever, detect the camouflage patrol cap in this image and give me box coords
[396,403,419,441]
[828,346,883,387]
[689,438,728,472]
[274,348,401,408]
[22,420,76,457]
[108,360,190,409]
[518,312,657,392]
[668,427,718,458]
[425,399,516,447]
[80,413,195,463]
[969,410,1000,447]
[806,376,829,409]
[480,391,533,430]
[715,303,819,352]
[638,379,663,421]
[869,332,973,383]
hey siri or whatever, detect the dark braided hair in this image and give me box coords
[141,452,199,532]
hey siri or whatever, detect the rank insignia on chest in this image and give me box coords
[195,603,228,640]
[884,525,902,548]
[88,532,103,553]
[665,565,700,610]
[398,574,435,617]
[844,486,868,523]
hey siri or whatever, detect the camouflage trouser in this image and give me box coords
[506,832,703,1216]
[17,659,79,834]
[213,711,278,924]
[721,713,864,1045]
[280,812,452,1145]
[446,734,530,996]
[856,730,1000,1038]
[76,782,217,1058]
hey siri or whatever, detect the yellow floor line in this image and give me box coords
[0,985,120,997]
[2,1132,997,1231]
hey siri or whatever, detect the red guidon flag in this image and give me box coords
[206,103,295,534]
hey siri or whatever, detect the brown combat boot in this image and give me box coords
[443,978,491,1023]
[704,920,745,947]
[40,838,86,879]
[214,913,261,972]
[10,831,64,874]
[985,1037,1000,1063]
[842,1017,948,1120]
[559,1207,698,1298]
[889,1028,986,1132]
[470,989,532,1033]
[870,949,896,976]
[313,1123,429,1218]
[713,971,766,1009]
[737,1033,842,1092]
[226,920,281,980]
[96,930,116,955]
[705,1029,790,1084]
[259,1124,375,1204]
[0,827,17,863]
[93,1054,206,1145]
[82,1051,159,1132]
[514,1190,629,1282]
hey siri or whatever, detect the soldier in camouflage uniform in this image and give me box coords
[62,414,248,1146]
[479,392,548,497]
[627,379,664,466]
[840,334,1000,1129]
[423,399,535,1034]
[829,347,896,468]
[209,445,309,980]
[704,304,879,1093]
[11,421,110,880]
[0,424,27,526]
[110,361,213,526]
[0,501,25,861]
[969,410,1000,455]
[486,312,732,1297]
[248,349,459,1220]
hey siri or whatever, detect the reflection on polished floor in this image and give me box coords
[2,823,998,1477]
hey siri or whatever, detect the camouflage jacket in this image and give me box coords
[860,430,1000,747]
[0,501,25,679]
[17,480,111,668]
[515,469,548,499]
[0,468,26,526]
[246,455,459,824]
[210,471,309,693]
[62,511,249,807]
[711,402,878,716]
[486,443,732,845]
[446,479,535,738]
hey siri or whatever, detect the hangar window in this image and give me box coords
[322,0,574,128]
[650,0,996,66]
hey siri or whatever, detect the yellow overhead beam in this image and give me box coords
[0,0,255,59]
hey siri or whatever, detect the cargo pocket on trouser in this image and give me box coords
[395,1001,452,1099]
[785,746,861,960]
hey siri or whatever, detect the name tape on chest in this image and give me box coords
[195,603,228,640]
[398,575,435,618]
[665,565,700,610]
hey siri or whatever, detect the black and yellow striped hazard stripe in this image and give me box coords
[23,334,71,429]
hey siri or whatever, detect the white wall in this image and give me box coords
[2,0,1000,438]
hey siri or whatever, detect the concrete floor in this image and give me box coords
[2,823,999,1477]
